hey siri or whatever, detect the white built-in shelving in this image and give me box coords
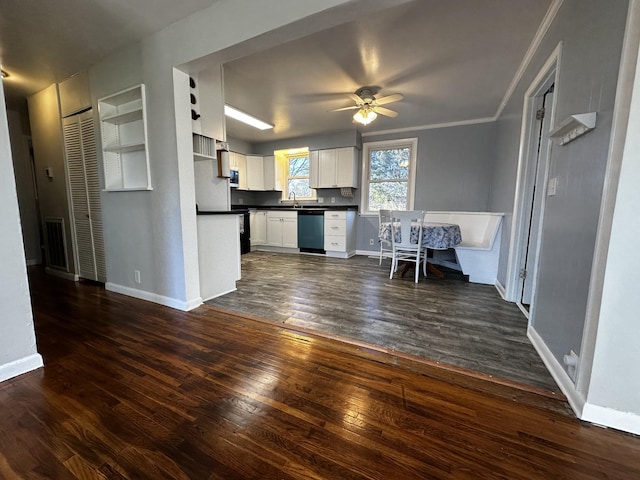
[98,84,151,191]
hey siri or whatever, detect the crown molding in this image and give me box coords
[494,0,565,119]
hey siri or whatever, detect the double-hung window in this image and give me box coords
[286,152,314,199]
[361,138,418,214]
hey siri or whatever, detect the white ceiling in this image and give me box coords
[0,0,553,143]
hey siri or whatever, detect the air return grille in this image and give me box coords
[44,217,68,270]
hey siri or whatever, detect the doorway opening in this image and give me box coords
[506,43,562,321]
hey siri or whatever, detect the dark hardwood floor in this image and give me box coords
[2,267,640,479]
[207,252,559,393]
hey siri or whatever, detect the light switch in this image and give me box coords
[547,177,557,196]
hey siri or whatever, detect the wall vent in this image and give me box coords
[44,217,68,271]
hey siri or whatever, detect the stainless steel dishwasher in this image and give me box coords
[297,210,325,254]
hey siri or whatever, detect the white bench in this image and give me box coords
[423,211,504,285]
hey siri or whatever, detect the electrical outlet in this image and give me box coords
[369,238,375,245]
[331,197,336,204]
[548,177,557,196]
[238,198,244,204]
[317,197,324,204]
[134,270,141,284]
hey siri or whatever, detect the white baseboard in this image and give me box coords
[45,267,79,281]
[0,353,44,383]
[527,326,585,417]
[582,402,640,436]
[105,282,203,312]
[356,249,381,257]
[495,280,507,300]
[202,287,237,302]
[26,258,41,266]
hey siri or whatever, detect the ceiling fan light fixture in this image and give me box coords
[224,105,273,130]
[1,69,9,78]
[353,107,377,126]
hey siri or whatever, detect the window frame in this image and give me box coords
[360,137,418,215]
[283,152,315,200]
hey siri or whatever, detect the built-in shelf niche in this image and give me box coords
[549,112,597,146]
[98,84,152,191]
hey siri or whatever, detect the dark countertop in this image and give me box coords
[231,204,358,212]
[197,208,250,215]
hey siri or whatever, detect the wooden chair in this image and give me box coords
[389,210,425,283]
[378,209,393,265]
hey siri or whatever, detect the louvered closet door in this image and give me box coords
[63,110,106,282]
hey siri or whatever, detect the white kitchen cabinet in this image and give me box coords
[250,210,267,246]
[240,155,281,191]
[229,152,247,190]
[309,150,319,188]
[263,155,281,191]
[267,211,298,248]
[324,210,356,258]
[246,155,264,190]
[312,147,358,189]
[98,84,151,191]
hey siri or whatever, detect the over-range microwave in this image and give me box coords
[229,169,239,188]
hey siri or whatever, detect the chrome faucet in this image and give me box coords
[289,191,299,208]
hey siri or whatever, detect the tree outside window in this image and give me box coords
[287,154,313,198]
[361,138,417,214]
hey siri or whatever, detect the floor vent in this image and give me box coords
[44,217,68,271]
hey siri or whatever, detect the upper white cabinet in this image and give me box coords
[310,147,358,189]
[231,153,281,191]
[246,155,264,190]
[263,156,280,191]
[98,84,151,191]
[229,151,247,190]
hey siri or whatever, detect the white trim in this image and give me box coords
[505,42,563,302]
[576,0,640,397]
[582,403,640,436]
[26,258,41,266]
[528,326,585,417]
[361,117,495,138]
[105,282,203,311]
[360,137,418,215]
[201,287,236,302]
[494,0,565,119]
[494,280,507,300]
[45,267,79,282]
[0,354,44,383]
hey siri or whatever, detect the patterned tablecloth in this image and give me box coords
[379,222,462,250]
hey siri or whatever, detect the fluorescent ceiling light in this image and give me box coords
[224,105,273,130]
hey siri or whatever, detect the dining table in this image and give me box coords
[379,221,462,278]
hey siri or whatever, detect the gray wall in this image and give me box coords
[231,121,497,253]
[8,107,41,264]
[357,121,497,252]
[0,81,42,380]
[489,0,629,367]
[27,85,77,275]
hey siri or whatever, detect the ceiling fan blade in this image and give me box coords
[373,106,398,118]
[330,105,360,112]
[347,93,364,104]
[374,93,404,105]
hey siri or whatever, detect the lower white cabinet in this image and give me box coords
[250,210,267,246]
[324,210,356,257]
[267,211,298,248]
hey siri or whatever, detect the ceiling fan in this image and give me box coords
[331,86,404,125]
